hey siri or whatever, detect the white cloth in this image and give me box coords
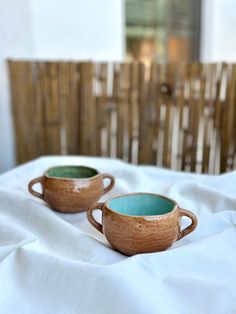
[0,156,236,314]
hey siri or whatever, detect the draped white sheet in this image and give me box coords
[0,156,236,314]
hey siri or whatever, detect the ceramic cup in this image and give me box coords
[28,165,115,213]
[87,192,197,255]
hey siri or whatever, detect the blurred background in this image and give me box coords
[0,0,236,174]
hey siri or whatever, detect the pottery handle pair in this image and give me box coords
[28,176,44,200]
[87,205,198,241]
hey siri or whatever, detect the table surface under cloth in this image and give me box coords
[0,156,236,314]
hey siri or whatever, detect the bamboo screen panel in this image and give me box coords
[8,61,236,174]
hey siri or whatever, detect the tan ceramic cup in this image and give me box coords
[28,165,115,213]
[87,192,197,255]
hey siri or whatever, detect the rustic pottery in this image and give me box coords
[87,192,198,256]
[28,165,115,213]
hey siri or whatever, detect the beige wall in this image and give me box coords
[201,0,236,62]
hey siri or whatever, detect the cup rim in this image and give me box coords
[44,165,100,180]
[104,192,178,218]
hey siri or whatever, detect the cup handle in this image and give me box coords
[102,174,115,195]
[178,209,198,240]
[87,203,104,234]
[28,176,44,200]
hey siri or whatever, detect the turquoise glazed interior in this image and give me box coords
[46,166,98,179]
[108,194,175,216]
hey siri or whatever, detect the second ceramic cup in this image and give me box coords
[87,192,197,255]
[28,165,115,213]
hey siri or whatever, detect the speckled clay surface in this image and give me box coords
[87,193,197,255]
[28,165,115,213]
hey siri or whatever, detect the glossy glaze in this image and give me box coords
[87,193,197,256]
[28,166,115,213]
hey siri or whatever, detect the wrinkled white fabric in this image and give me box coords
[0,156,236,314]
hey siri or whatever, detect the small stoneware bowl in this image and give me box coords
[87,192,197,256]
[28,165,115,213]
